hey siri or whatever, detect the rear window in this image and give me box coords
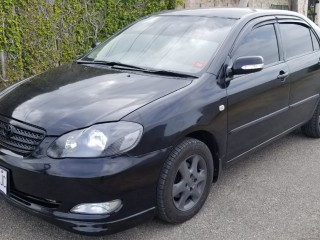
[311,30,320,51]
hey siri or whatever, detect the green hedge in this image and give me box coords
[0,0,182,84]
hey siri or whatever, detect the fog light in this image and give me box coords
[70,199,121,214]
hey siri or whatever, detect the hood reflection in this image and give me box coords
[0,63,191,135]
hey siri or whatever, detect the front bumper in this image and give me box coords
[0,147,170,235]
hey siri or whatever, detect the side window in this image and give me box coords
[233,24,279,66]
[311,30,320,51]
[279,23,313,58]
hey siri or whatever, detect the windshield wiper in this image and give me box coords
[143,69,197,79]
[76,60,145,71]
[76,60,197,78]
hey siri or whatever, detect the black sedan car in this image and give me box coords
[0,8,320,235]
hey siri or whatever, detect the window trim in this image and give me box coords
[277,21,314,61]
[231,22,282,69]
[229,17,275,56]
[310,29,320,52]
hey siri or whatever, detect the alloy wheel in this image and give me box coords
[172,154,207,211]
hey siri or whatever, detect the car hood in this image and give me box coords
[0,63,192,135]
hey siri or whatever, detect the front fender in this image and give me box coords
[123,73,228,162]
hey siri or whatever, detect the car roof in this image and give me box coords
[159,8,299,19]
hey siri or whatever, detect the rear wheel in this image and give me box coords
[301,102,320,138]
[157,138,213,223]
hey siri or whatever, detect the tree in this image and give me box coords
[238,0,249,7]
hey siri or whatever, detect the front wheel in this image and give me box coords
[157,138,213,223]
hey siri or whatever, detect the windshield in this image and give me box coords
[83,16,237,74]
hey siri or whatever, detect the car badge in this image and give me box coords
[3,124,15,139]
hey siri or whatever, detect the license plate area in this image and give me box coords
[0,167,8,195]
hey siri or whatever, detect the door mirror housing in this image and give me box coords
[231,56,264,76]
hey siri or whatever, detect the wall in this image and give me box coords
[184,0,291,9]
[183,0,308,16]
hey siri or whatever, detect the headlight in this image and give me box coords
[47,122,143,158]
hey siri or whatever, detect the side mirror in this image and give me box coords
[91,42,101,49]
[231,56,264,76]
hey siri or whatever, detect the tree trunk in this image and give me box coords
[238,0,249,7]
[0,52,6,81]
[291,0,298,11]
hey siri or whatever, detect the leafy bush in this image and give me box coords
[0,0,182,84]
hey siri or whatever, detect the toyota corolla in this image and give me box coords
[0,8,320,235]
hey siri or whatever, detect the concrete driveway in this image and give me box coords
[0,130,319,240]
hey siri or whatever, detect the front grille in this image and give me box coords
[0,116,46,156]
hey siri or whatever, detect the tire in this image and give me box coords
[301,102,320,138]
[157,138,214,223]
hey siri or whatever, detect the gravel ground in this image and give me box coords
[0,130,320,240]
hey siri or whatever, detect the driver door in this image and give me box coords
[226,18,290,162]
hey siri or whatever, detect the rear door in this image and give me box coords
[277,18,320,126]
[226,18,290,162]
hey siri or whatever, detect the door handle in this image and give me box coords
[277,71,289,82]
